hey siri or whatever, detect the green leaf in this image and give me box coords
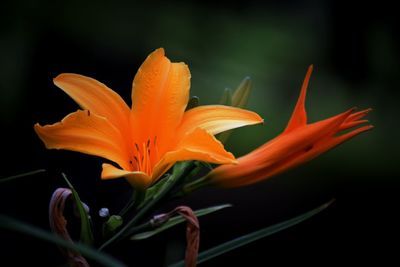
[62,173,94,245]
[139,175,170,208]
[130,204,232,240]
[99,161,198,251]
[168,199,334,267]
[0,214,126,267]
[0,169,46,184]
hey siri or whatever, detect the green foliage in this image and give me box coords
[0,214,126,267]
[130,204,232,240]
[62,173,94,245]
[99,161,198,250]
[168,199,334,267]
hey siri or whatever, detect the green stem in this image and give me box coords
[182,176,210,195]
[99,161,196,251]
[124,221,153,237]
[118,189,145,217]
[118,193,135,217]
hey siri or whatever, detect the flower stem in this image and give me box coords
[118,189,146,217]
[118,193,135,217]
[182,176,210,195]
[99,161,197,251]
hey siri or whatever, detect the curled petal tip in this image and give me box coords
[153,47,165,55]
[356,124,374,133]
[357,108,373,116]
[353,124,374,136]
[361,108,373,116]
[53,73,69,83]
[52,76,61,84]
[345,107,373,123]
[342,107,358,118]
[339,124,374,141]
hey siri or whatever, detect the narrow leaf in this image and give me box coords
[168,199,334,267]
[62,173,94,245]
[0,169,46,184]
[130,204,232,240]
[0,214,126,267]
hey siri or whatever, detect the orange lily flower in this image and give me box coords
[206,65,373,187]
[35,48,263,189]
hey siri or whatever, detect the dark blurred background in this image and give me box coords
[1,0,398,266]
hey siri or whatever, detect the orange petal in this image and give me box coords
[283,65,313,134]
[210,109,371,188]
[34,110,130,170]
[252,107,355,159]
[130,48,190,154]
[178,105,263,136]
[257,125,374,184]
[208,108,357,187]
[101,163,152,189]
[340,108,372,131]
[344,108,372,122]
[151,128,236,182]
[53,73,131,136]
